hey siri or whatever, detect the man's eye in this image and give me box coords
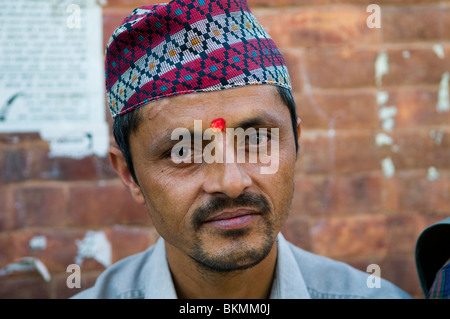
[248,132,269,146]
[168,145,203,163]
[172,146,191,160]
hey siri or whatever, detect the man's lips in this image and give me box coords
[205,208,259,221]
[202,209,260,229]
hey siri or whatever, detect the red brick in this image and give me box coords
[0,140,66,184]
[281,216,312,251]
[13,185,66,228]
[383,0,443,3]
[291,173,383,216]
[330,173,383,213]
[387,88,450,128]
[0,133,41,144]
[67,182,150,227]
[380,47,450,87]
[384,214,428,255]
[0,135,121,184]
[0,145,28,184]
[384,172,450,214]
[290,175,326,216]
[22,142,52,181]
[254,6,379,48]
[107,225,159,262]
[311,215,388,258]
[0,274,51,299]
[0,136,56,184]
[304,48,377,89]
[50,156,102,181]
[33,153,117,182]
[0,229,87,272]
[0,232,14,267]
[298,130,383,174]
[0,187,16,231]
[382,4,450,43]
[383,0,443,2]
[296,131,332,174]
[379,256,423,298]
[295,89,379,130]
[390,128,450,171]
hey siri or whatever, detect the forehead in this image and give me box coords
[138,85,286,132]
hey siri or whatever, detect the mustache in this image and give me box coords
[192,193,271,230]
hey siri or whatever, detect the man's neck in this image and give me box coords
[165,241,278,299]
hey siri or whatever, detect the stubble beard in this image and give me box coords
[190,223,276,273]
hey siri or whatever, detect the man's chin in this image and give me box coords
[190,231,276,273]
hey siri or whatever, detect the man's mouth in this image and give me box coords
[202,209,260,230]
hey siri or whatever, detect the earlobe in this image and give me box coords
[108,145,146,205]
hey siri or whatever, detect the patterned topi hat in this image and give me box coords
[105,0,291,118]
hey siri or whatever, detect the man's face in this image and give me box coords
[128,85,299,272]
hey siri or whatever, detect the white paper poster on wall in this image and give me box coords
[0,0,108,158]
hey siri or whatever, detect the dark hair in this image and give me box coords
[113,86,299,184]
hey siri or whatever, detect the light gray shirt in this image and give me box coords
[71,234,411,299]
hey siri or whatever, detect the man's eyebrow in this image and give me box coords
[235,112,282,129]
[236,118,265,129]
[151,127,201,149]
[151,128,172,148]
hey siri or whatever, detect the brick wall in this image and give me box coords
[1,0,449,299]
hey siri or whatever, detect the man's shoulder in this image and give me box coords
[71,244,157,299]
[284,239,412,299]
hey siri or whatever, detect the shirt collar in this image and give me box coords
[143,237,178,298]
[270,233,311,299]
[144,233,311,299]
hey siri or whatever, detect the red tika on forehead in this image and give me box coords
[210,118,226,133]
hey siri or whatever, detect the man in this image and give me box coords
[72,0,411,299]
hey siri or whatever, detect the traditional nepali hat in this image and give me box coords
[105,0,291,118]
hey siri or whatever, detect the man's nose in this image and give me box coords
[202,160,253,198]
[201,134,252,198]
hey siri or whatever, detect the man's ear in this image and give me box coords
[296,116,302,143]
[109,145,146,205]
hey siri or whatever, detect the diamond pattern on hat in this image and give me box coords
[105,0,291,118]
